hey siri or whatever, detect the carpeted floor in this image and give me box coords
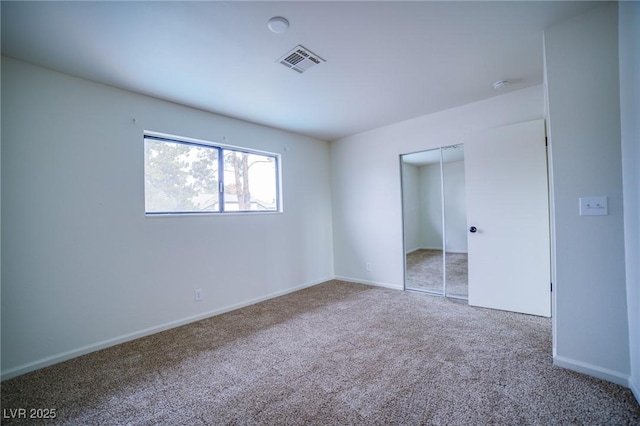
[406,249,468,298]
[1,280,638,425]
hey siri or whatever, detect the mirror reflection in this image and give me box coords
[402,148,444,294]
[443,145,468,299]
[401,145,468,299]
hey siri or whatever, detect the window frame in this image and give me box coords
[144,132,282,216]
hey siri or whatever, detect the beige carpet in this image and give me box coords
[406,249,468,298]
[2,280,638,425]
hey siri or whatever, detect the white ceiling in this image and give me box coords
[1,1,604,141]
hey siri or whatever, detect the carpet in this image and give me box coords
[1,281,638,425]
[406,249,468,298]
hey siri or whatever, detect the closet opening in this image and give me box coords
[400,144,468,299]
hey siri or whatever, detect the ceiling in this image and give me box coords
[1,1,604,141]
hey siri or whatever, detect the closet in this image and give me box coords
[400,119,551,317]
[401,144,468,299]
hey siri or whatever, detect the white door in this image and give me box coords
[465,119,551,317]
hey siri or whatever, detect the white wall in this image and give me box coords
[414,161,467,253]
[443,160,467,253]
[544,3,630,386]
[402,158,467,256]
[619,1,640,401]
[1,57,334,379]
[331,85,543,289]
[401,163,421,253]
[419,163,443,250]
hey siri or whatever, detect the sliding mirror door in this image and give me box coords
[442,145,468,299]
[402,148,444,294]
[401,145,468,299]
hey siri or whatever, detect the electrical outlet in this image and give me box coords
[366,262,372,272]
[579,196,608,216]
[194,288,203,302]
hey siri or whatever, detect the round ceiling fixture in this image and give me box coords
[493,80,510,90]
[268,16,289,34]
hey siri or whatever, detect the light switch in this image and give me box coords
[579,196,608,216]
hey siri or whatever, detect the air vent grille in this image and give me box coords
[278,45,325,74]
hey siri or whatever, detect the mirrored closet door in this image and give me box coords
[401,145,468,299]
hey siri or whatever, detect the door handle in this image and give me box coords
[469,226,477,233]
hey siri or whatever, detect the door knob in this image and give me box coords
[469,226,477,233]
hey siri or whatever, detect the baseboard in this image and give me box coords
[1,277,331,381]
[405,247,468,254]
[333,275,403,291]
[553,355,630,387]
[629,376,640,404]
[418,246,442,251]
[405,247,423,254]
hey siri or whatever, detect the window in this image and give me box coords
[144,135,280,215]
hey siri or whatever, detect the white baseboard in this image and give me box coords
[1,277,331,381]
[405,247,468,255]
[405,247,423,254]
[553,355,630,387]
[333,275,403,291]
[405,246,443,254]
[629,376,640,404]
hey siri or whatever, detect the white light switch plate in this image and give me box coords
[579,196,608,216]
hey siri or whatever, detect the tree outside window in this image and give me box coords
[144,136,279,214]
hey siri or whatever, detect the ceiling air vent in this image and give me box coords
[277,45,326,74]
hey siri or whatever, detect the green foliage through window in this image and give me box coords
[144,135,280,214]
